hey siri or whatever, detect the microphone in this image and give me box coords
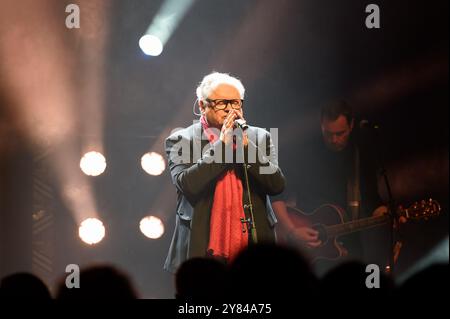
[359,119,380,130]
[234,119,249,131]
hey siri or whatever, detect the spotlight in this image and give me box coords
[139,35,163,56]
[80,151,107,176]
[78,218,105,245]
[141,152,166,176]
[139,216,164,239]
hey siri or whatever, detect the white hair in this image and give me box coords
[195,72,245,101]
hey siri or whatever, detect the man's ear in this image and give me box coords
[198,100,205,114]
[350,118,354,131]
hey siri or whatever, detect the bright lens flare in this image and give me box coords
[139,216,164,239]
[141,152,166,176]
[139,35,163,56]
[78,218,106,245]
[80,151,107,176]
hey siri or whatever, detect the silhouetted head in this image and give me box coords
[56,264,138,299]
[175,257,228,301]
[0,272,51,298]
[228,243,318,300]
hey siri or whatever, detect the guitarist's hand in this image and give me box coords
[291,227,322,248]
[373,205,407,227]
[372,205,388,218]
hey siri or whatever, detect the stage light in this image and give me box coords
[139,0,197,57]
[78,218,105,245]
[80,151,107,176]
[139,216,164,239]
[141,152,166,176]
[139,34,163,56]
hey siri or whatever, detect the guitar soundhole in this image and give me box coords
[312,224,328,245]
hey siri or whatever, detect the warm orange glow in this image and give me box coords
[80,151,107,176]
[79,218,106,245]
[141,152,166,176]
[139,216,165,239]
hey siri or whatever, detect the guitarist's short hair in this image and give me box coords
[321,99,354,124]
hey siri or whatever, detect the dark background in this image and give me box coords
[1,0,448,298]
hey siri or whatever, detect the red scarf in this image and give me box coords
[200,116,248,261]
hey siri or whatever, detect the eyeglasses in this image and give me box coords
[205,99,243,110]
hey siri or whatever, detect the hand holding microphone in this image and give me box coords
[233,109,248,130]
[220,110,248,146]
[233,109,249,146]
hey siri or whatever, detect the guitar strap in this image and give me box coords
[347,145,361,221]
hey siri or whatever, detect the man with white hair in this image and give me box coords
[164,72,285,273]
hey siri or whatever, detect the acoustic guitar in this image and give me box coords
[278,199,441,262]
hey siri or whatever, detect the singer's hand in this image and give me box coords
[220,110,237,145]
[234,109,248,146]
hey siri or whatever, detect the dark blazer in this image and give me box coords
[163,121,285,273]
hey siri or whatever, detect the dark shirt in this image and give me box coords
[281,131,381,219]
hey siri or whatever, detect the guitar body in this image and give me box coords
[277,199,440,263]
[280,204,350,262]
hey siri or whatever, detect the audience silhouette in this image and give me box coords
[55,264,138,299]
[0,245,447,303]
[175,257,228,301]
[0,272,51,299]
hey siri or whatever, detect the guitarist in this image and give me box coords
[272,100,401,275]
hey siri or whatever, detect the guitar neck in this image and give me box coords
[325,214,390,238]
